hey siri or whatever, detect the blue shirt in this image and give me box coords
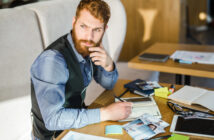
[31,33,118,130]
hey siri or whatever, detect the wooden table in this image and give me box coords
[56,79,213,140]
[128,43,214,85]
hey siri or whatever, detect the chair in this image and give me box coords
[25,0,159,105]
[0,8,43,140]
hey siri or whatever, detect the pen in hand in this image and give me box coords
[114,95,126,102]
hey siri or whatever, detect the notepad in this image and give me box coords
[115,97,162,121]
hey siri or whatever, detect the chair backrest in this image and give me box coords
[24,0,80,48]
[0,8,43,99]
[23,0,127,105]
[0,8,43,140]
[103,0,127,61]
[24,0,127,62]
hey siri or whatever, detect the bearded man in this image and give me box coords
[30,0,132,139]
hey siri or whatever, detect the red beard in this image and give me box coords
[72,27,102,57]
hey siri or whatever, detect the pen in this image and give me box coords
[169,84,175,94]
[174,59,192,64]
[114,95,125,102]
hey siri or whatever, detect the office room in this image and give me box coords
[0,0,214,140]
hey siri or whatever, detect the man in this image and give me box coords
[30,0,132,139]
[148,124,157,131]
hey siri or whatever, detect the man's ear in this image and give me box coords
[72,17,76,28]
[105,25,108,30]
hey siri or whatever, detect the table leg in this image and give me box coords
[184,75,191,85]
[175,74,182,85]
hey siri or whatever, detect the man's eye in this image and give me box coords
[80,25,86,28]
[94,29,101,32]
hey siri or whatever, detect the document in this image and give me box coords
[168,86,214,111]
[62,131,118,140]
[123,113,169,140]
[170,50,214,64]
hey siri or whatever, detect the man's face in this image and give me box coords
[72,9,105,57]
[148,124,156,130]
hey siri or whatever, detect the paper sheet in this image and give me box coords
[62,131,118,140]
[170,50,214,64]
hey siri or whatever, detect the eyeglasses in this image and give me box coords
[167,101,214,118]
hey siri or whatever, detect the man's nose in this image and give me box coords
[85,30,93,41]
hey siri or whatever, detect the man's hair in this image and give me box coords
[76,0,110,26]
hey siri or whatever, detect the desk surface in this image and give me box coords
[56,79,213,140]
[128,43,214,78]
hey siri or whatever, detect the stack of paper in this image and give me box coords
[123,113,169,140]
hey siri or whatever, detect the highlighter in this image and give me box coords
[169,84,175,94]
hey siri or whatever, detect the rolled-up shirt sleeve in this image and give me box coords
[31,50,100,130]
[93,63,118,90]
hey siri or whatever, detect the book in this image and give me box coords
[139,53,169,62]
[115,97,161,121]
[168,86,214,111]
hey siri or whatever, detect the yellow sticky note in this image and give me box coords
[154,87,170,98]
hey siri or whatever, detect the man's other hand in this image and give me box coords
[89,44,114,72]
[100,102,132,121]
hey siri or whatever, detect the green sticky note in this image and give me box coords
[168,133,189,140]
[105,125,123,135]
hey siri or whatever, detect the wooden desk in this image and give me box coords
[128,43,214,85]
[56,79,213,140]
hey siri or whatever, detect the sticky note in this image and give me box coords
[105,125,123,135]
[154,87,170,99]
[168,133,189,140]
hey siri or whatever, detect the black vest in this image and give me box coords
[31,34,90,140]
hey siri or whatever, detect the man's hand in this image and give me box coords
[100,102,132,121]
[89,44,114,72]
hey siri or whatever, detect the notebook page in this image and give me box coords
[62,131,118,140]
[192,91,214,111]
[168,86,206,105]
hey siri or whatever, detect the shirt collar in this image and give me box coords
[67,33,85,63]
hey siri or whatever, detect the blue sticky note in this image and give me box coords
[105,125,123,135]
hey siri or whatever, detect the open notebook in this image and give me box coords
[168,86,214,111]
[115,97,161,121]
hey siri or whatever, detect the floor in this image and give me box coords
[159,25,214,88]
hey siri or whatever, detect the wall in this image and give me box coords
[186,0,207,26]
